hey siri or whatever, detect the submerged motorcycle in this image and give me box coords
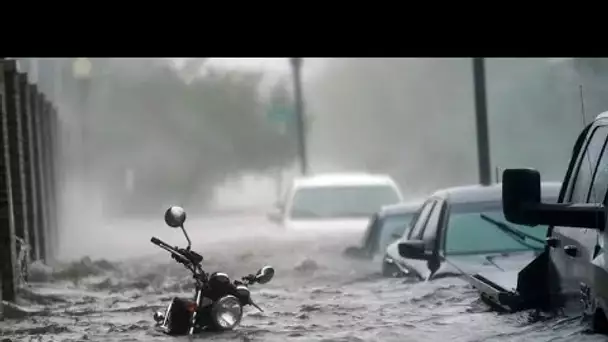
[151,206,275,336]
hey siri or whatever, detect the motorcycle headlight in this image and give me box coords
[211,295,243,330]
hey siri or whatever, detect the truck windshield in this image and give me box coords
[445,201,547,255]
[289,185,401,219]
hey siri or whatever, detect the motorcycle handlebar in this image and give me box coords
[150,237,165,247]
[150,237,177,253]
[150,237,190,264]
[151,237,204,265]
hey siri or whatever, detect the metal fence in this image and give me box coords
[0,58,59,307]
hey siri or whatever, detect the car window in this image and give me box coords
[408,200,436,240]
[568,125,608,203]
[360,214,380,248]
[288,185,401,219]
[423,200,444,242]
[377,213,416,254]
[445,206,547,255]
[402,209,421,238]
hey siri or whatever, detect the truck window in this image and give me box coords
[568,125,608,203]
[587,132,608,203]
[402,209,421,238]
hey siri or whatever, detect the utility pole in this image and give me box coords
[289,57,309,175]
[472,58,492,186]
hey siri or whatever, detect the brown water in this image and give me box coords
[0,217,605,342]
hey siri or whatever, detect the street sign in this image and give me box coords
[267,103,295,125]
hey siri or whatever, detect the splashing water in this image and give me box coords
[1,219,605,342]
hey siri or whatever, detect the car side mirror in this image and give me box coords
[502,168,605,230]
[398,240,431,260]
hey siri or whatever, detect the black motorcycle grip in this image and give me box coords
[151,237,165,246]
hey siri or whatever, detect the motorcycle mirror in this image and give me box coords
[254,266,275,284]
[164,206,192,250]
[165,206,187,228]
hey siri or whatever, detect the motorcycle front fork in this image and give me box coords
[188,289,204,335]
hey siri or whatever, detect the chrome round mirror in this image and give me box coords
[164,206,186,228]
[254,266,275,284]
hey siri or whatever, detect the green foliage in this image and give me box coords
[48,58,296,215]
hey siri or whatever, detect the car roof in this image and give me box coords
[292,172,398,188]
[378,200,423,217]
[430,181,562,205]
[595,111,608,121]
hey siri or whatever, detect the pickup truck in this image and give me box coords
[501,111,608,334]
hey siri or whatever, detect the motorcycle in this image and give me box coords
[151,206,275,336]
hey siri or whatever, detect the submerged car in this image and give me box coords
[383,182,561,282]
[500,111,608,333]
[343,201,422,267]
[267,173,403,233]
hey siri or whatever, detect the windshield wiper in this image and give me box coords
[483,255,505,271]
[479,214,545,251]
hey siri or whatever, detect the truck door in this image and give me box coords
[579,126,608,310]
[549,124,608,302]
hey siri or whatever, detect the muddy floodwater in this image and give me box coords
[1,215,606,342]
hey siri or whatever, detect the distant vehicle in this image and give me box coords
[382,182,561,282]
[343,201,422,269]
[500,111,608,333]
[267,173,403,233]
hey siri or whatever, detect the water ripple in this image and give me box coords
[2,230,608,342]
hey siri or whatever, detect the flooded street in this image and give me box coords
[1,216,605,342]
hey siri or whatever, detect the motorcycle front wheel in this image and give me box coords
[165,297,192,336]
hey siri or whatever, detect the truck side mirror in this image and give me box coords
[502,168,605,230]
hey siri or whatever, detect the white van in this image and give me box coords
[268,173,403,233]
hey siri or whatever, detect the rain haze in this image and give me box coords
[2,57,608,341]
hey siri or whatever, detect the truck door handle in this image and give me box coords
[546,237,560,248]
[564,245,578,257]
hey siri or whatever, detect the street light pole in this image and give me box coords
[72,58,92,179]
[289,57,309,176]
[472,57,492,186]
